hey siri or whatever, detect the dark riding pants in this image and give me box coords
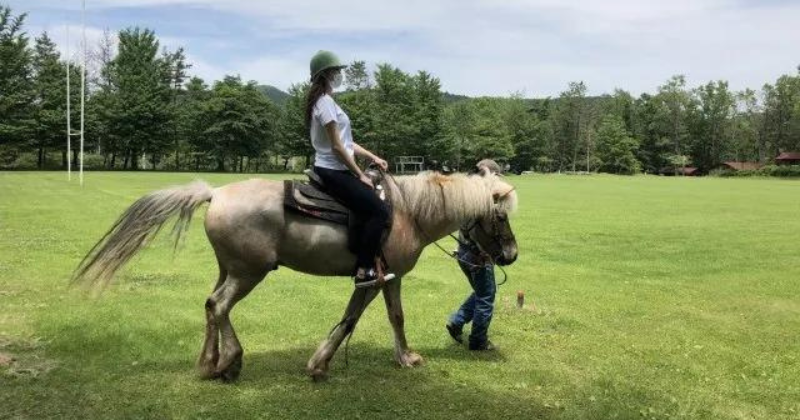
[313,166,390,269]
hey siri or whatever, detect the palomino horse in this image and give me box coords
[74,170,518,381]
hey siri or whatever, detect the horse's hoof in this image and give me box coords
[197,364,221,380]
[197,351,221,380]
[397,351,424,367]
[309,368,328,382]
[409,352,424,366]
[218,355,242,383]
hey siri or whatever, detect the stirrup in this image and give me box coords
[354,269,395,289]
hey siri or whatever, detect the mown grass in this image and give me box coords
[0,171,798,420]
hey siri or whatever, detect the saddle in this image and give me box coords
[283,169,393,253]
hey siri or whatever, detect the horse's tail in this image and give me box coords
[72,180,214,290]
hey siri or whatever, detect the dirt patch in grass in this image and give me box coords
[0,335,59,378]
[0,352,14,366]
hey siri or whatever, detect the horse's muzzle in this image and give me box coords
[495,247,518,266]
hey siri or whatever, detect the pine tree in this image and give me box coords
[596,115,640,174]
[0,6,33,155]
[30,32,67,168]
[108,28,173,169]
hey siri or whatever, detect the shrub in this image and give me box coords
[713,164,800,178]
[762,164,800,177]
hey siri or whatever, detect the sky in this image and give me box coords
[6,0,800,97]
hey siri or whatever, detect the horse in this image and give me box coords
[73,169,519,381]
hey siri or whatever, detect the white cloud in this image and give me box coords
[38,25,107,63]
[12,0,800,96]
[33,23,185,61]
[236,56,309,90]
[183,53,225,84]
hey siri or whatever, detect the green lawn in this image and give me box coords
[1,172,798,420]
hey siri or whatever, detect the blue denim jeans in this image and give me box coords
[448,249,496,347]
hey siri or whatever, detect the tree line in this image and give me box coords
[2,5,800,174]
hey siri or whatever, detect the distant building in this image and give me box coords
[775,152,800,165]
[718,161,762,171]
[660,166,699,176]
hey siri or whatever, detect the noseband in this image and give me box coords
[461,208,509,263]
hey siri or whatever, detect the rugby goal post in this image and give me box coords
[65,0,86,186]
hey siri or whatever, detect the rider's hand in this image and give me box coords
[373,157,388,171]
[359,174,374,189]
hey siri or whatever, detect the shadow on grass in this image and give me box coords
[161,344,546,420]
[415,343,510,363]
[21,315,715,419]
[25,317,546,419]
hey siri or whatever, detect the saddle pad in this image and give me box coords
[295,182,348,210]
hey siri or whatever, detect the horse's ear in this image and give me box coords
[492,184,516,208]
[492,190,503,203]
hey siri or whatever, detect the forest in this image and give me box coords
[2,5,800,175]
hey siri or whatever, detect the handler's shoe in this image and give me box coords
[446,323,463,344]
[469,340,496,351]
[354,268,395,289]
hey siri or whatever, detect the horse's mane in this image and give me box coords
[391,171,518,221]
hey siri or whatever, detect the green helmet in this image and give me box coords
[310,50,345,80]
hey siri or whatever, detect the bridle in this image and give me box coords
[459,207,511,264]
[383,171,514,284]
[458,183,515,261]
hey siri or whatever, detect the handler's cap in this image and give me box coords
[476,159,502,175]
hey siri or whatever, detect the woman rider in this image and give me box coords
[305,50,393,288]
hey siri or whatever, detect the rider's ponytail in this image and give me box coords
[305,71,332,128]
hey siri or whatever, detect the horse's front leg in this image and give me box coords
[382,277,423,367]
[306,286,380,381]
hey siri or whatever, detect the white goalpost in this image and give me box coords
[65,0,86,185]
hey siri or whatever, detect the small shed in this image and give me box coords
[660,166,699,176]
[719,161,761,171]
[775,152,800,165]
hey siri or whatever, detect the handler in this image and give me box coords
[446,159,502,351]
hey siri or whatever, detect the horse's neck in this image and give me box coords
[412,213,464,244]
[391,173,483,245]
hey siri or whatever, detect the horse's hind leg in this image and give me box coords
[197,264,226,379]
[307,287,381,381]
[206,269,267,382]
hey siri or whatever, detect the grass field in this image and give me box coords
[1,172,798,420]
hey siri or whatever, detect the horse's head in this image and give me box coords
[464,170,518,266]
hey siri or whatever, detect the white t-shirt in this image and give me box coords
[311,94,354,171]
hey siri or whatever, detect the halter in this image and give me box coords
[456,185,516,263]
[458,208,509,264]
